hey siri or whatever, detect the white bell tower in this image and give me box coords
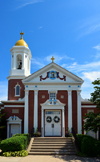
[9,32,32,78]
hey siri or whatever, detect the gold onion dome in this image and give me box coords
[15,31,28,48]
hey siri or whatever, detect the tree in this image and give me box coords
[89,79,100,110]
[0,109,7,139]
[83,112,100,133]
[83,79,100,134]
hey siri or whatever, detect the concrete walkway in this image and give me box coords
[0,155,100,162]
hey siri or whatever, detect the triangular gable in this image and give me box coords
[22,62,84,84]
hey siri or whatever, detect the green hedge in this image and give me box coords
[81,136,100,157]
[12,133,29,137]
[77,134,100,157]
[77,134,89,150]
[0,136,28,152]
[3,150,28,157]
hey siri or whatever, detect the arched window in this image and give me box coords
[15,84,20,96]
[16,54,22,69]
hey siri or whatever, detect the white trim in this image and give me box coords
[4,105,24,107]
[82,105,96,108]
[24,90,29,134]
[34,90,38,132]
[68,90,72,130]
[77,90,82,134]
[41,99,65,137]
[7,116,22,138]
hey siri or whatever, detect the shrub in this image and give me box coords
[0,136,28,152]
[77,134,89,150]
[12,133,29,137]
[81,136,100,157]
[3,150,28,157]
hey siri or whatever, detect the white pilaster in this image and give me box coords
[77,90,82,134]
[68,90,72,130]
[22,53,25,69]
[34,90,38,132]
[13,53,16,69]
[7,123,9,138]
[62,108,65,137]
[41,109,44,137]
[24,90,29,134]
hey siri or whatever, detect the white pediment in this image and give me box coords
[22,62,84,84]
[7,115,22,123]
[41,99,65,107]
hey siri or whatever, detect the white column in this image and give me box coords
[34,90,38,132]
[68,90,72,130]
[77,90,82,134]
[62,109,65,137]
[7,123,9,138]
[41,109,44,137]
[22,53,25,69]
[24,90,29,134]
[20,123,22,134]
[13,53,16,69]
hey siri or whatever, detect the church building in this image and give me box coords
[0,32,99,139]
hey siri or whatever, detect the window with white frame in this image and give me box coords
[49,93,56,104]
[15,84,20,96]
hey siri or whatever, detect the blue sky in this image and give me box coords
[0,0,100,101]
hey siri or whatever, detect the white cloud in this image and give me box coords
[15,0,43,10]
[93,44,100,51]
[31,58,45,69]
[66,61,100,73]
[78,17,100,38]
[0,81,8,101]
[82,71,100,82]
[38,26,43,29]
[45,54,74,63]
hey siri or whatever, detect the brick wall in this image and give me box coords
[38,91,49,132]
[57,90,68,132]
[4,107,24,137]
[72,91,77,133]
[8,79,25,100]
[28,91,34,133]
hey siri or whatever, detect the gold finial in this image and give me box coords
[20,31,24,39]
[51,56,55,62]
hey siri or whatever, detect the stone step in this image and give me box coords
[28,151,76,155]
[30,148,75,152]
[31,145,74,149]
[33,141,72,145]
[32,143,73,146]
[34,138,72,141]
[33,138,72,140]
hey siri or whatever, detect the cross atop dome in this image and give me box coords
[20,31,24,39]
[51,56,55,62]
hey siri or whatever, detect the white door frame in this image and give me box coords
[7,115,22,138]
[41,99,65,137]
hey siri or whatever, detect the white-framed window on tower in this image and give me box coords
[49,92,56,104]
[15,83,20,96]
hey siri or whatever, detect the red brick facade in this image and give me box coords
[2,82,100,137]
[28,91,34,133]
[8,79,25,100]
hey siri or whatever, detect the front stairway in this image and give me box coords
[28,137,76,155]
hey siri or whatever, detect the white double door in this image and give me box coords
[45,110,61,136]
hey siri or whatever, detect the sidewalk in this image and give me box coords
[0,155,100,162]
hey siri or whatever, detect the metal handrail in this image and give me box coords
[71,127,81,152]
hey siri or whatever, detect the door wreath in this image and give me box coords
[54,116,60,123]
[46,116,52,123]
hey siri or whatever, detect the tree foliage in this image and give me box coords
[83,79,100,133]
[83,112,100,133]
[89,79,100,110]
[0,109,7,139]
